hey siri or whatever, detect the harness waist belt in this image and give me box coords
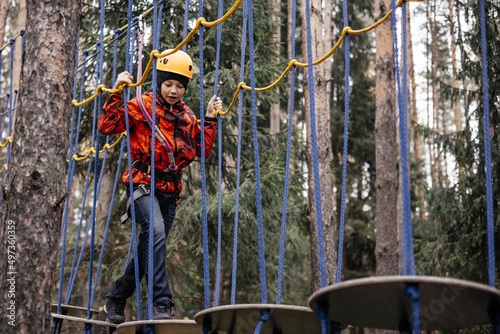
[132,160,182,183]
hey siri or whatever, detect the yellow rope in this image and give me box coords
[0,31,22,51]
[69,132,126,162]
[72,0,422,116]
[0,136,13,147]
[0,164,7,173]
[72,0,243,108]
[217,0,423,116]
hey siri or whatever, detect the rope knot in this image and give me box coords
[9,39,14,45]
[84,322,92,331]
[20,29,25,36]
[115,29,122,36]
[83,50,89,57]
[96,41,101,47]
[405,284,420,301]
[132,17,139,24]
[259,310,271,322]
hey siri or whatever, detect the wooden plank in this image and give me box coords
[116,319,202,334]
[308,275,500,330]
[51,303,99,317]
[51,313,117,328]
[194,304,322,334]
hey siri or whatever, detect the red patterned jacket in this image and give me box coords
[98,92,217,193]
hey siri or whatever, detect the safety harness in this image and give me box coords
[120,160,183,224]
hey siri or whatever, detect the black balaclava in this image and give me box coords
[157,71,189,93]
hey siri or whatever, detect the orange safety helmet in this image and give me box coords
[157,49,193,79]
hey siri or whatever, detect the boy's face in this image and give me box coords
[161,79,186,105]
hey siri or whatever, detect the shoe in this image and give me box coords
[104,297,126,324]
[153,300,173,320]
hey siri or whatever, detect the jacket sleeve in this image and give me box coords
[194,117,217,158]
[98,93,139,135]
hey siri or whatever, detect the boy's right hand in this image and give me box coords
[114,71,134,90]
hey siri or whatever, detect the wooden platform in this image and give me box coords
[116,319,202,334]
[194,304,322,334]
[308,275,500,330]
[51,303,99,317]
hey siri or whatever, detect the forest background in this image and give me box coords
[0,0,498,333]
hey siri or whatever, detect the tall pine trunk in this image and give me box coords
[374,0,399,281]
[302,0,336,291]
[448,0,462,133]
[269,0,281,134]
[0,1,80,332]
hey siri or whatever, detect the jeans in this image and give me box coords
[107,187,176,307]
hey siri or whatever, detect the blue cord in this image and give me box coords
[213,0,224,308]
[401,0,416,276]
[247,0,268,304]
[305,0,327,288]
[56,27,80,318]
[147,0,159,319]
[479,0,495,288]
[315,307,329,334]
[253,310,270,334]
[276,0,297,305]
[87,1,106,318]
[405,284,420,333]
[230,0,249,305]
[336,0,351,284]
[198,0,211,311]
[125,0,142,318]
[90,35,125,305]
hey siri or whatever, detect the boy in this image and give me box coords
[98,49,222,323]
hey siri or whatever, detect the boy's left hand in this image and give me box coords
[206,95,222,118]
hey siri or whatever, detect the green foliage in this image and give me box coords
[415,0,500,290]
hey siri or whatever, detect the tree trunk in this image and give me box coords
[269,0,281,134]
[0,1,80,333]
[13,0,26,93]
[374,0,399,280]
[302,0,336,291]
[406,7,424,219]
[431,0,442,182]
[0,0,8,46]
[448,0,461,133]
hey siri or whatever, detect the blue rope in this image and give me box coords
[405,284,420,333]
[479,0,495,288]
[248,0,268,304]
[277,0,297,305]
[336,0,351,284]
[315,307,329,334]
[305,0,326,288]
[123,25,135,272]
[198,0,211,311]
[213,0,224,308]
[182,0,192,51]
[125,0,142,319]
[147,0,160,319]
[91,140,125,306]
[64,52,92,303]
[230,0,249,305]
[56,27,81,316]
[90,36,125,305]
[253,310,270,334]
[87,0,106,318]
